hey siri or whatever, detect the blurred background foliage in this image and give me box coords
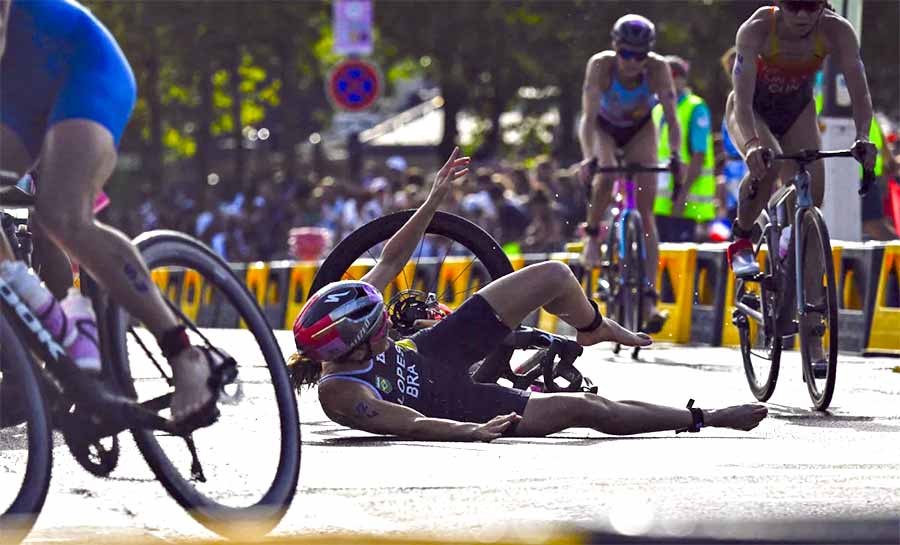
[83,0,899,200]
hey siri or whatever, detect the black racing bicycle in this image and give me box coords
[732,149,873,411]
[587,152,675,359]
[309,209,597,394]
[0,171,300,543]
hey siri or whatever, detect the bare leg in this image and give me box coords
[30,220,73,300]
[35,120,212,422]
[725,92,786,234]
[477,261,651,347]
[514,392,768,437]
[34,120,179,335]
[582,129,618,266]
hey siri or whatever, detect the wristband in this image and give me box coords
[676,399,705,434]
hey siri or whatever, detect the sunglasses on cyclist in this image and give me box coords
[617,49,649,62]
[782,1,824,14]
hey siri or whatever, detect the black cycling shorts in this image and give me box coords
[753,83,814,140]
[596,113,653,149]
[410,294,530,427]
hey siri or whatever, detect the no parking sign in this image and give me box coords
[327,59,381,112]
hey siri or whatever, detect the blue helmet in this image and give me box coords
[611,14,656,51]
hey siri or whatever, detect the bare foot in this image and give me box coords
[576,316,652,347]
[704,404,768,431]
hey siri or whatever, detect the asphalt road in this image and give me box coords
[3,329,899,544]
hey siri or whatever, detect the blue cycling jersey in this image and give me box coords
[598,65,657,128]
[0,0,136,159]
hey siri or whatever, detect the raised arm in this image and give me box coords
[361,148,470,291]
[321,386,519,442]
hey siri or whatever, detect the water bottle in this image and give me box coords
[778,225,792,261]
[60,287,101,372]
[0,262,100,371]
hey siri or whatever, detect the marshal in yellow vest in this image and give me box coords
[652,94,716,222]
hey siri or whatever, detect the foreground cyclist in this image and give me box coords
[288,148,767,441]
[0,0,223,430]
[578,14,687,334]
[725,0,877,277]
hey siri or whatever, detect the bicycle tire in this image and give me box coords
[104,231,300,537]
[310,210,514,382]
[737,228,782,402]
[619,211,645,359]
[601,219,623,356]
[796,208,838,410]
[0,316,52,545]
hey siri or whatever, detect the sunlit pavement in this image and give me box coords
[14,330,900,543]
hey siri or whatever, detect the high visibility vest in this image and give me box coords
[815,92,884,176]
[652,94,716,221]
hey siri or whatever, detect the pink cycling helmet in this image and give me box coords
[293,280,386,362]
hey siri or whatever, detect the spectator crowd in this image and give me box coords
[105,122,900,265]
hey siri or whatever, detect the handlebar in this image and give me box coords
[768,148,877,197]
[587,157,673,177]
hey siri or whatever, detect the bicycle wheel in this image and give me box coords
[618,211,645,359]
[310,210,514,382]
[104,231,300,538]
[601,218,623,355]
[736,229,782,401]
[796,208,838,410]
[0,316,52,545]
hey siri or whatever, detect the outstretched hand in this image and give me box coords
[428,146,470,206]
[468,412,520,442]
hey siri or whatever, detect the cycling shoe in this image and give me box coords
[170,346,238,434]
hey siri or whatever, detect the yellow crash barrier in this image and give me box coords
[866,241,900,354]
[283,263,319,330]
[652,244,697,343]
[436,256,477,310]
[243,262,272,329]
[180,268,208,323]
[721,247,769,347]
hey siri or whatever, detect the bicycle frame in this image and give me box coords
[592,157,670,262]
[734,149,864,333]
[0,172,177,441]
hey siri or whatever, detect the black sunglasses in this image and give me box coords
[783,1,824,13]
[618,49,649,61]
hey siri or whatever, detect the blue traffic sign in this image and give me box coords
[328,59,380,112]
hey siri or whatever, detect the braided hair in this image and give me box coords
[287,351,322,390]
